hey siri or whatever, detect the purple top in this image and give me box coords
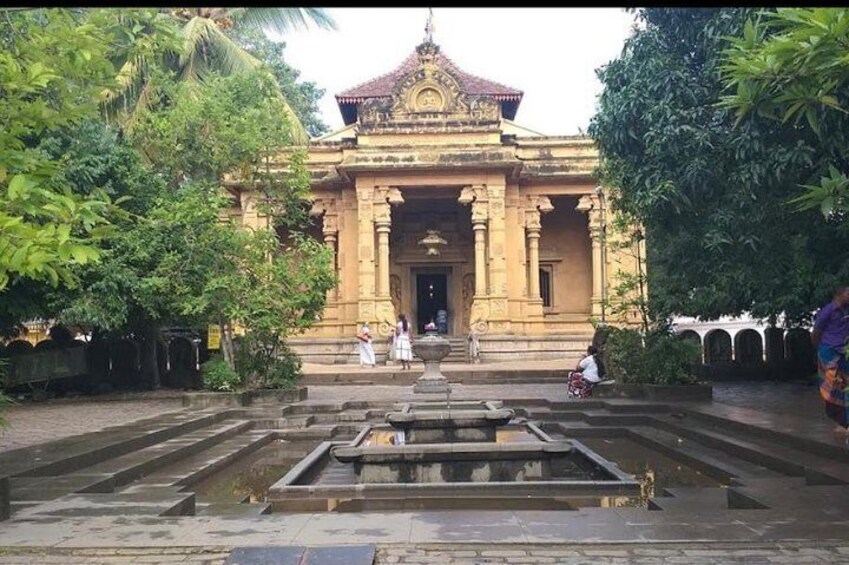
[814,300,849,348]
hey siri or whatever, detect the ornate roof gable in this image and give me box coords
[335,40,523,127]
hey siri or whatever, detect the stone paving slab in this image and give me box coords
[3,542,849,564]
[225,544,375,565]
[4,507,849,547]
[0,398,184,452]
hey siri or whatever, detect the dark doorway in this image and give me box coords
[416,274,448,334]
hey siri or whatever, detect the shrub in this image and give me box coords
[602,327,700,385]
[0,359,10,430]
[234,335,302,390]
[201,354,242,392]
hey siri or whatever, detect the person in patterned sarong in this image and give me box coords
[812,287,849,433]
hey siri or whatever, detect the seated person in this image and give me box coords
[568,346,601,398]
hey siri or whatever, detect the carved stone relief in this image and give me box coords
[390,274,402,317]
[462,273,475,330]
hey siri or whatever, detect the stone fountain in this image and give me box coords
[412,325,451,394]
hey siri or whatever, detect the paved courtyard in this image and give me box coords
[0,379,847,564]
[2,541,849,564]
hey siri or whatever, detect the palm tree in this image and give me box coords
[103,8,336,142]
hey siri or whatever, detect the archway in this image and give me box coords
[734,329,763,364]
[678,330,703,363]
[704,330,732,364]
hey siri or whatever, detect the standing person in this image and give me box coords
[357,322,375,368]
[812,286,849,433]
[394,313,413,370]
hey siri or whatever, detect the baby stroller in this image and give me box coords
[566,370,595,398]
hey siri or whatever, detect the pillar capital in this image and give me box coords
[374,186,405,206]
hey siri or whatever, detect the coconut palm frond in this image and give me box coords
[204,22,262,76]
[234,7,337,35]
[103,55,146,103]
[122,77,158,135]
[179,16,218,83]
[270,84,310,145]
[101,55,151,125]
[180,19,309,143]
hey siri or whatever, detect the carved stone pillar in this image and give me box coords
[373,186,404,335]
[486,183,508,330]
[576,194,604,318]
[459,185,490,332]
[310,198,339,303]
[524,196,554,303]
[322,215,339,300]
[355,186,377,324]
[375,223,390,297]
[472,222,487,296]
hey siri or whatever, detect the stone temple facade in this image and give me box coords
[228,39,643,364]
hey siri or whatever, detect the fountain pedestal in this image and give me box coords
[412,330,451,394]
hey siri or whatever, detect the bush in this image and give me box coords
[234,335,302,390]
[602,327,700,385]
[0,359,10,430]
[200,354,242,392]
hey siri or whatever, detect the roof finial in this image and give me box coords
[424,7,435,43]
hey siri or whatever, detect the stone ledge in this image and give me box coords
[593,382,713,401]
[0,475,9,521]
[182,387,308,408]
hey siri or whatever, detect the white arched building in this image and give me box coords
[671,313,813,367]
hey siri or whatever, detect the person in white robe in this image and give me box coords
[358,322,375,367]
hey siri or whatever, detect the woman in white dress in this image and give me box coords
[357,322,375,367]
[394,314,413,370]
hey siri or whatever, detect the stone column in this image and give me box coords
[322,214,339,300]
[373,186,404,335]
[472,222,487,296]
[355,186,377,324]
[527,229,541,299]
[311,198,340,301]
[524,196,554,303]
[486,183,509,331]
[576,194,603,318]
[375,222,390,297]
[459,185,490,331]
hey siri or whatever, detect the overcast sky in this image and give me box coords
[278,8,638,137]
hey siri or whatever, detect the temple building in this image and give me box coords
[229,38,643,363]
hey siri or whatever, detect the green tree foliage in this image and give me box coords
[602,326,700,385]
[58,71,334,388]
[230,27,329,138]
[720,8,849,217]
[103,8,335,141]
[0,9,122,290]
[588,8,849,325]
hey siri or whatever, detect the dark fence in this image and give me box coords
[1,337,202,394]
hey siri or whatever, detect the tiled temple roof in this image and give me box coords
[335,42,523,123]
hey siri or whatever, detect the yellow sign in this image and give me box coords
[208,325,220,350]
[207,324,246,350]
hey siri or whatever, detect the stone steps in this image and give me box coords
[196,502,271,516]
[0,410,236,479]
[648,486,731,511]
[9,419,254,505]
[627,425,787,483]
[13,487,195,518]
[277,424,360,441]
[684,408,849,463]
[661,417,849,485]
[131,430,276,489]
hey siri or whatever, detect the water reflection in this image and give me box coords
[192,440,297,504]
[358,424,540,446]
[580,437,722,506]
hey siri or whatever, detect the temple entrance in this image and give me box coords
[415,272,448,334]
